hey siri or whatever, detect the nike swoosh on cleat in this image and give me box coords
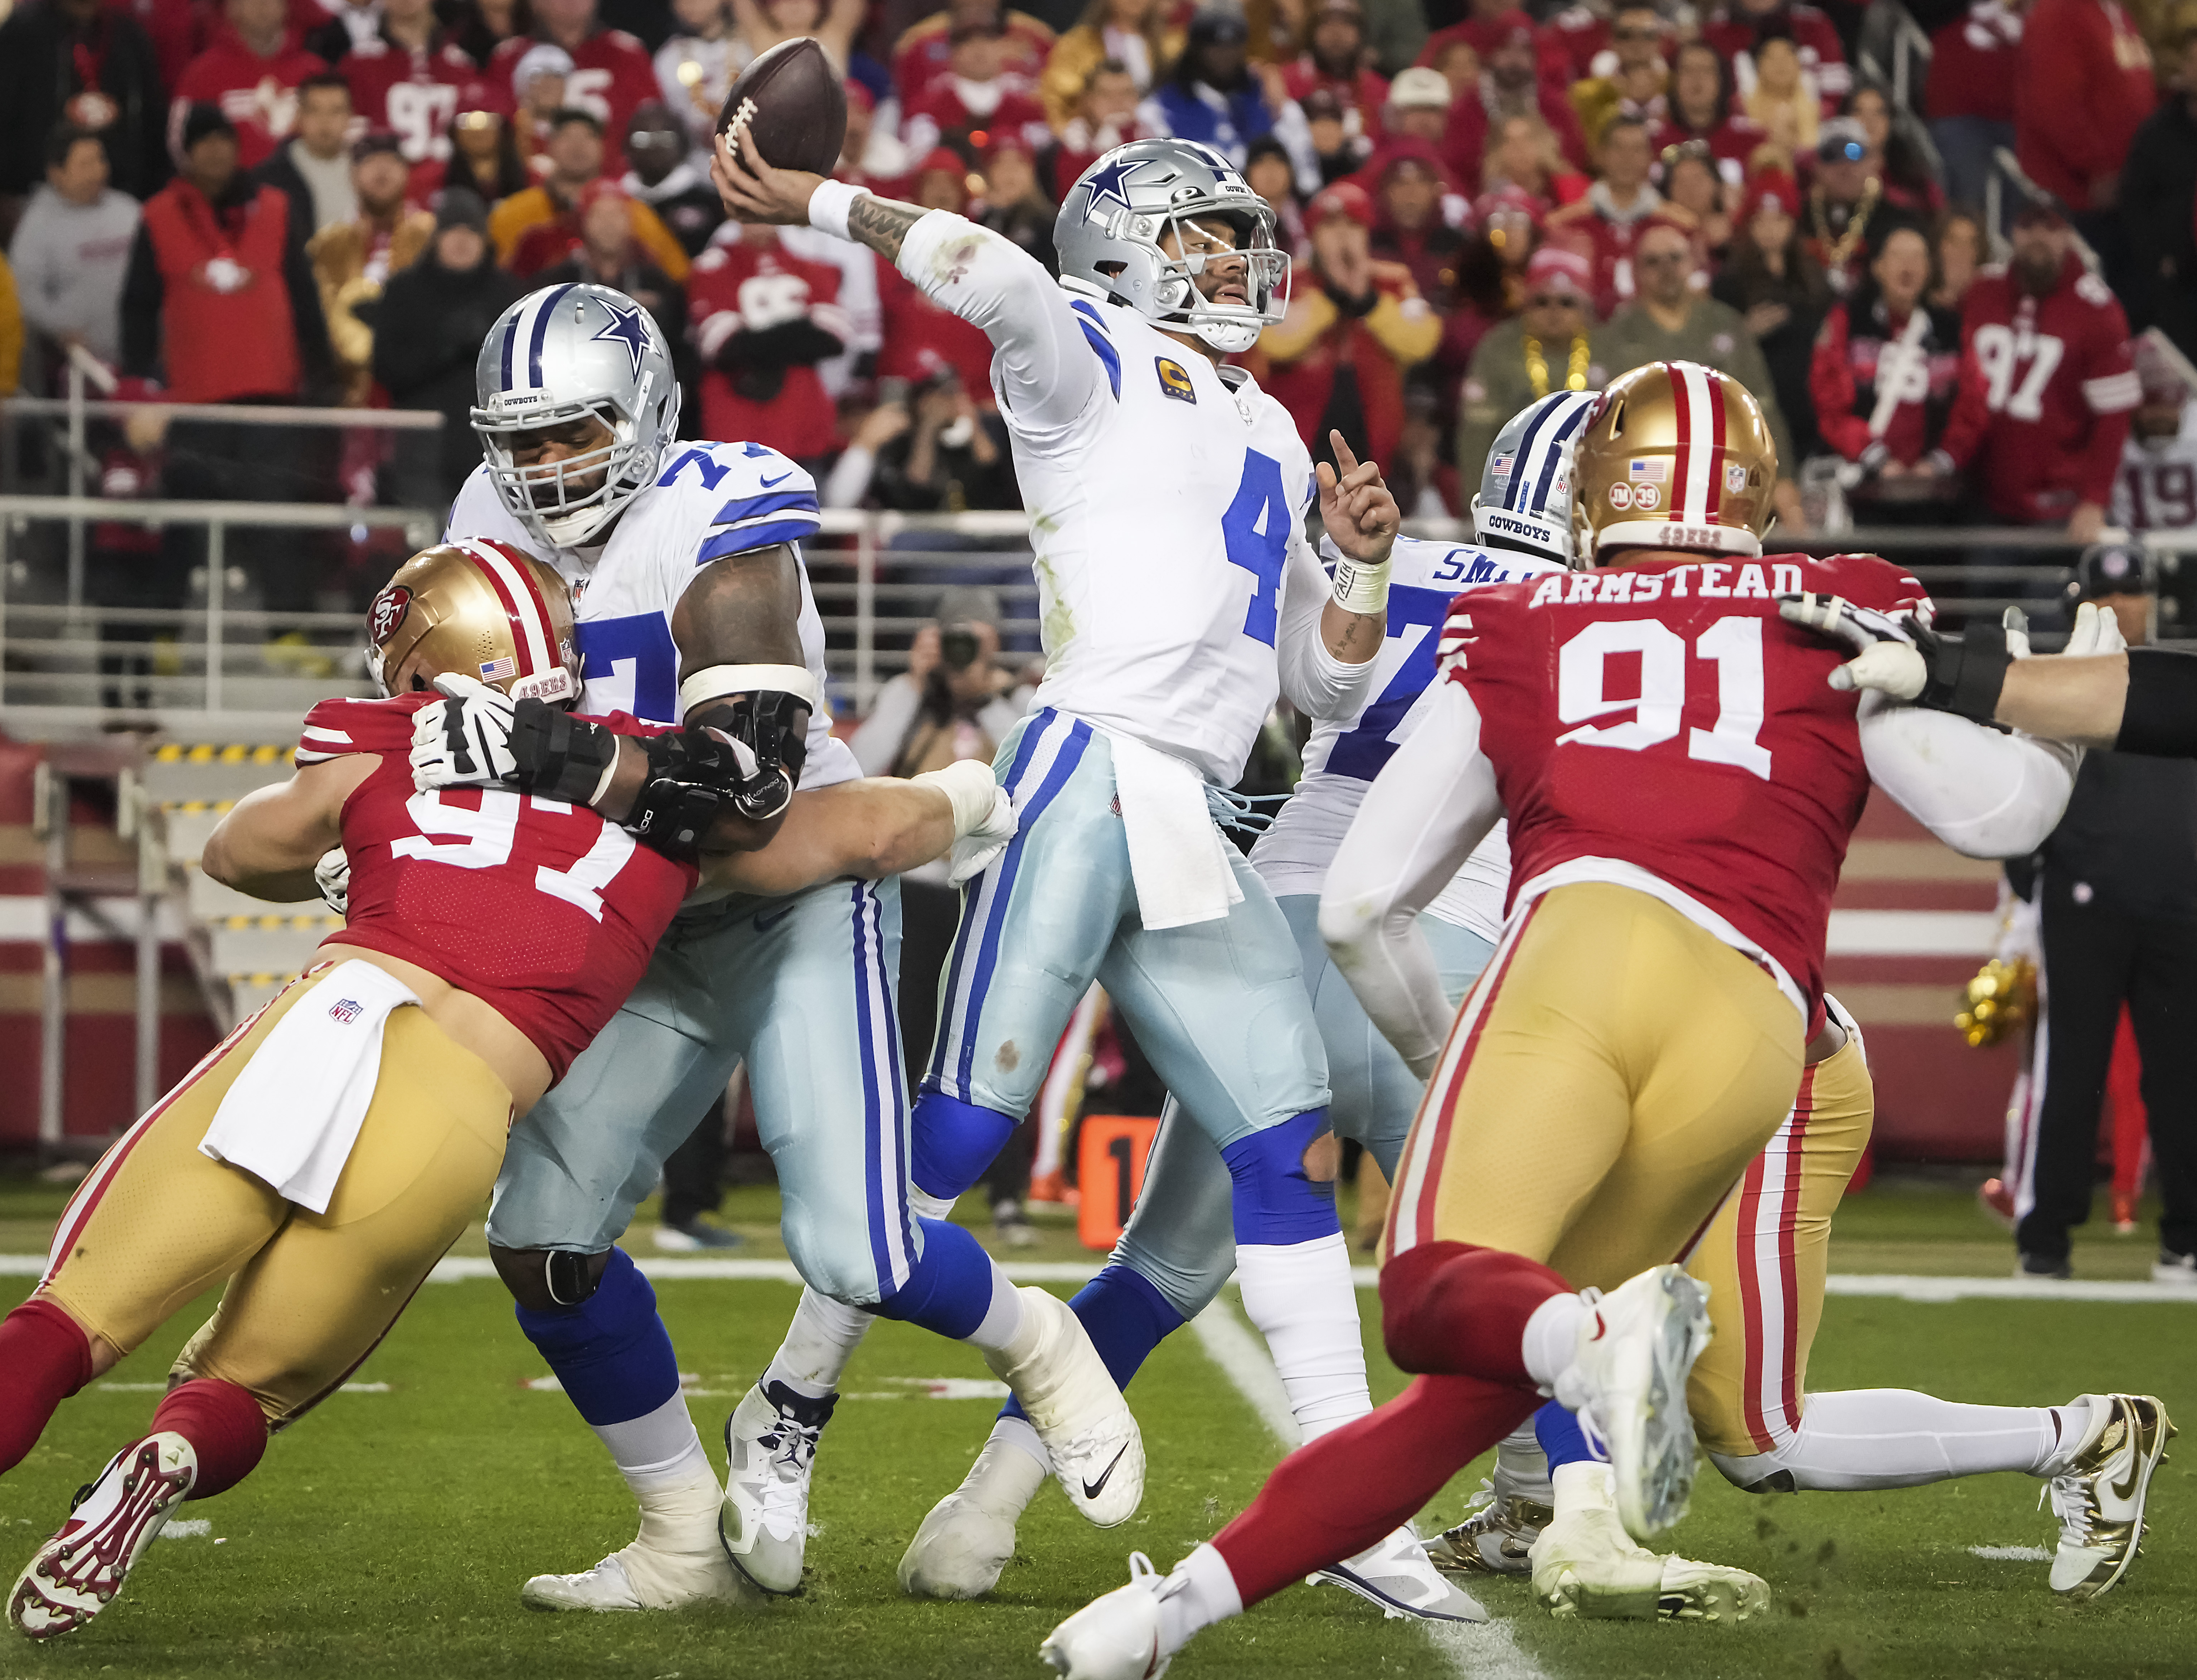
[1082,1446,1129,1502]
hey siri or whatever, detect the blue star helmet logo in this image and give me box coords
[1082,155,1150,222]
[591,298,653,379]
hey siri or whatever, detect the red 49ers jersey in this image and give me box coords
[341,37,482,196]
[1445,549,1924,1027]
[296,692,694,1080]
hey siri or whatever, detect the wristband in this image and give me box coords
[1330,555,1392,617]
[807,179,872,241]
[912,759,1003,838]
[678,663,822,716]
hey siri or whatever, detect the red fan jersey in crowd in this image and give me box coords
[1926,0,2023,124]
[1544,193,1684,318]
[343,34,482,198]
[170,26,330,169]
[1700,0,1850,111]
[2114,424,2197,531]
[899,80,1053,162]
[688,236,852,460]
[891,11,1052,102]
[295,692,694,1082]
[1281,59,1391,133]
[1647,111,1770,188]
[1416,12,1576,92]
[490,27,658,164]
[1808,295,1966,466]
[1445,549,1925,1028]
[1941,255,2140,523]
[1538,3,1614,82]
[2013,0,2155,209]
[874,258,997,402]
[1441,83,1592,185]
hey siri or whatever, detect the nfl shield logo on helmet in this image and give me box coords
[1726,463,1748,494]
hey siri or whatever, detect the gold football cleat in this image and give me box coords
[1425,1482,1551,1577]
[2046,1393,2175,1601]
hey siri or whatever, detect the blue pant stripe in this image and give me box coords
[954,715,1091,1100]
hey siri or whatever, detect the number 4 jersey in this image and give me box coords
[296,692,696,1081]
[1446,549,1924,1028]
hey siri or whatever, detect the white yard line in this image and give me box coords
[1189,1299,1553,1680]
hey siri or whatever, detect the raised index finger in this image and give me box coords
[1328,431,1360,479]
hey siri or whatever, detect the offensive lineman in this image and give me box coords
[1039,360,2090,1678]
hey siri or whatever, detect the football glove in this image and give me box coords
[313,847,349,917]
[411,673,520,790]
[2063,599,2130,658]
[912,759,1018,886]
[1775,592,2013,724]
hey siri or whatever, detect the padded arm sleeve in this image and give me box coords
[897,212,1105,437]
[2118,646,2197,757]
[1276,528,1376,720]
[1319,680,1505,1077]
[1858,693,2079,859]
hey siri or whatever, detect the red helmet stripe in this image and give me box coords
[457,538,554,679]
[1668,360,1695,524]
[1704,364,1728,526]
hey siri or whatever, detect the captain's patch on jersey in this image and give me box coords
[1155,357,1197,403]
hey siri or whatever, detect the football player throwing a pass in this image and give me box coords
[0,541,1011,1640]
[1041,360,2089,1677]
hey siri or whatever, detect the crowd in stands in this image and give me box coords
[3,0,2196,595]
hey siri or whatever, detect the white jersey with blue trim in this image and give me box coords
[1250,535,1565,938]
[887,210,1359,788]
[446,441,858,790]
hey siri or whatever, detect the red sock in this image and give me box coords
[1379,1239,1570,1382]
[150,1379,268,1500]
[1213,1373,1538,1606]
[0,1299,94,1475]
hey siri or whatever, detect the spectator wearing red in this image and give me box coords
[893,0,1054,104]
[493,108,693,280]
[1927,0,2024,212]
[2016,0,2155,296]
[1282,0,1391,137]
[1478,110,1586,205]
[1650,38,1771,189]
[1045,59,1163,199]
[0,0,170,205]
[489,0,659,169]
[1701,0,1850,115]
[2110,337,2197,532]
[874,152,997,400]
[1545,113,1688,318]
[975,136,1057,271]
[1809,221,1967,514]
[1040,0,1179,132]
[1455,242,1600,481]
[902,15,1054,165]
[1370,144,1492,403]
[338,0,482,203]
[1538,1,1613,86]
[1416,0,1574,98]
[1941,202,2141,539]
[1248,180,1440,475]
[171,0,330,173]
[1568,4,1669,152]
[689,222,850,462]
[1440,16,1590,185]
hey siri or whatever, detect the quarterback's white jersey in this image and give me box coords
[2112,406,2197,531]
[891,211,1370,787]
[1251,536,1564,939]
[447,441,858,789]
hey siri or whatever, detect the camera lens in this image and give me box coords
[941,629,980,670]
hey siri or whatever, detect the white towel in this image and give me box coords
[199,960,421,1214]
[1107,730,1243,931]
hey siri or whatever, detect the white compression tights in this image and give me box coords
[1709,1389,2086,1492]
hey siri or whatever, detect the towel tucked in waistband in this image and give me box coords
[1105,728,1243,931]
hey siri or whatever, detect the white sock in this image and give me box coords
[763,1287,875,1400]
[911,1187,956,1221]
[960,1263,1027,1355]
[1235,1232,1369,1441]
[1158,1542,1243,1656]
[1710,1388,2072,1492]
[1549,1458,1619,1518]
[991,1412,1051,1474]
[1494,1421,1554,1502]
[592,1390,706,1492]
[1521,1292,1587,1391]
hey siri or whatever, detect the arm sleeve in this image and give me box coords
[1318,679,1505,1077]
[895,210,1106,438]
[1275,523,1377,720]
[1858,692,2079,858]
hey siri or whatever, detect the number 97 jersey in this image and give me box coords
[1445,549,1925,1028]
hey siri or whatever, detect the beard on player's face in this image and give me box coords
[1163,215,1252,309]
[512,415,616,503]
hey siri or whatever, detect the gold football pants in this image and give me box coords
[1383,882,1805,1290]
[1686,1017,1874,1458]
[37,969,511,1424]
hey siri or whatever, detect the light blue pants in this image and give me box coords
[916,710,1329,1191]
[1112,896,1496,1318]
[488,876,921,1307]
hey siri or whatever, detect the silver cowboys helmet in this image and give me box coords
[472,282,681,549]
[1470,389,1599,567]
[1054,138,1289,355]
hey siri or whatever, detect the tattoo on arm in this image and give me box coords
[671,542,807,694]
[847,195,929,263]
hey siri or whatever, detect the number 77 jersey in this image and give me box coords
[1446,549,1926,1029]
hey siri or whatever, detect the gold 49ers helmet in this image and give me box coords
[1571,360,1778,563]
[365,538,580,704]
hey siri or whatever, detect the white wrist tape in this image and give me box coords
[1330,554,1393,617]
[807,179,872,241]
[677,663,823,717]
[912,760,1002,838]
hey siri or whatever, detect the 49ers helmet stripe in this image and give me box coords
[1572,360,1778,561]
[365,539,579,705]
[456,537,555,681]
[1669,359,1724,528]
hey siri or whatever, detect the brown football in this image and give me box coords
[718,37,847,176]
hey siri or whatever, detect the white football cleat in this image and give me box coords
[1529,1467,1766,1622]
[721,1380,835,1593]
[519,1540,756,1612]
[984,1288,1144,1527]
[1311,1524,1488,1621]
[2046,1393,2175,1601]
[1041,1552,1174,1680]
[9,1432,196,1639]
[1425,1479,1551,1577]
[898,1433,1048,1599]
[1555,1266,1712,1540]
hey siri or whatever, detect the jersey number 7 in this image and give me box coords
[1557,615,1773,780]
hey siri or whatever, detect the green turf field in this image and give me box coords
[1,1176,2192,1680]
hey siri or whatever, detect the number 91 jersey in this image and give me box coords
[1446,549,1924,1026]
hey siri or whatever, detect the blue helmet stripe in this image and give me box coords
[528,283,577,390]
[1524,397,1593,519]
[1504,396,1566,511]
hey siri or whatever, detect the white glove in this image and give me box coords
[2002,606,2032,660]
[313,847,350,916]
[1776,592,1929,698]
[2064,599,2130,658]
[913,759,1018,887]
[411,672,520,791]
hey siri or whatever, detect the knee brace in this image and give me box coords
[511,1246,680,1427]
[1220,1108,1339,1245]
